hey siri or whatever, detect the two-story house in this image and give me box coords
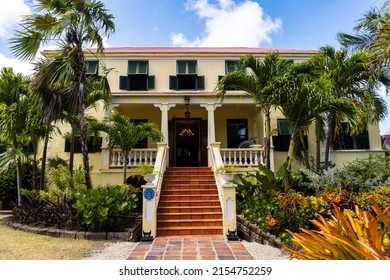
[43,47,384,238]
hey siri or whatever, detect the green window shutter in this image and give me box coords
[86,61,98,75]
[177,61,197,74]
[169,75,177,90]
[128,61,148,74]
[197,76,205,90]
[119,76,129,90]
[147,75,155,90]
[225,60,239,73]
[277,119,291,135]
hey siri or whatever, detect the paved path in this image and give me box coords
[0,210,12,220]
[127,235,253,260]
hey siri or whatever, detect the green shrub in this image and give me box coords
[72,184,139,232]
[301,155,390,194]
[355,186,390,212]
[0,170,17,206]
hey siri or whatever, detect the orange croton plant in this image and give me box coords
[283,197,390,260]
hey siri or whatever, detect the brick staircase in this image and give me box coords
[157,167,223,236]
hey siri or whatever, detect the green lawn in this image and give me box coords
[0,220,105,260]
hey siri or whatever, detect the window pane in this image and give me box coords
[86,61,98,75]
[187,61,197,74]
[277,119,291,135]
[177,61,197,74]
[128,61,148,74]
[227,119,248,148]
[177,61,187,74]
[225,60,239,73]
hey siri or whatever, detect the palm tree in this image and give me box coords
[94,113,163,184]
[0,68,37,204]
[10,0,115,189]
[32,56,112,184]
[268,63,356,176]
[310,46,389,170]
[337,0,390,71]
[217,52,293,169]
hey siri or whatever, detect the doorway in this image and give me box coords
[174,119,200,167]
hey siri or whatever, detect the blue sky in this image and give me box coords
[0,0,389,134]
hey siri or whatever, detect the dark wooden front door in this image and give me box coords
[174,120,200,167]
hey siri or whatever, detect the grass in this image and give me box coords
[0,220,106,260]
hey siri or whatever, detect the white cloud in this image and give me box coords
[0,0,30,38]
[0,0,31,75]
[171,0,282,47]
[0,52,34,76]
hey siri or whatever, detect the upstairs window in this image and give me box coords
[86,60,99,76]
[119,61,155,91]
[169,60,205,90]
[334,122,370,150]
[218,60,240,90]
[225,60,239,74]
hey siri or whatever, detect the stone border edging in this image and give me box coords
[3,217,142,242]
[237,215,283,248]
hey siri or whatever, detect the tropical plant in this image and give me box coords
[268,61,357,183]
[283,198,390,260]
[337,0,390,71]
[216,52,293,169]
[0,68,40,204]
[10,0,115,189]
[72,184,139,232]
[94,113,163,183]
[310,46,389,170]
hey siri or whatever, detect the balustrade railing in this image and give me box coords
[109,148,157,168]
[220,146,264,167]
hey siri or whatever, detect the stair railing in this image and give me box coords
[140,142,168,241]
[209,142,238,240]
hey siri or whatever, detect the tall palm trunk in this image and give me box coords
[324,116,335,171]
[299,129,310,169]
[80,91,92,189]
[264,111,271,169]
[316,133,321,172]
[39,132,49,189]
[285,133,296,192]
[69,124,77,176]
[16,162,23,206]
[74,43,92,189]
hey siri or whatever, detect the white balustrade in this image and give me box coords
[109,148,157,168]
[220,146,264,167]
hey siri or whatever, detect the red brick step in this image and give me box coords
[157,167,223,236]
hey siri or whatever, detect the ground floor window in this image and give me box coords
[64,136,102,153]
[226,119,248,148]
[334,122,370,150]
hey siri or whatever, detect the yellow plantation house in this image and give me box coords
[43,47,384,239]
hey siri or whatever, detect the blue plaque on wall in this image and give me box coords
[143,188,155,200]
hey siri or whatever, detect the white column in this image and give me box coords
[200,103,221,145]
[154,103,176,144]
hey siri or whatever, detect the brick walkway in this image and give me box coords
[127,235,253,260]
